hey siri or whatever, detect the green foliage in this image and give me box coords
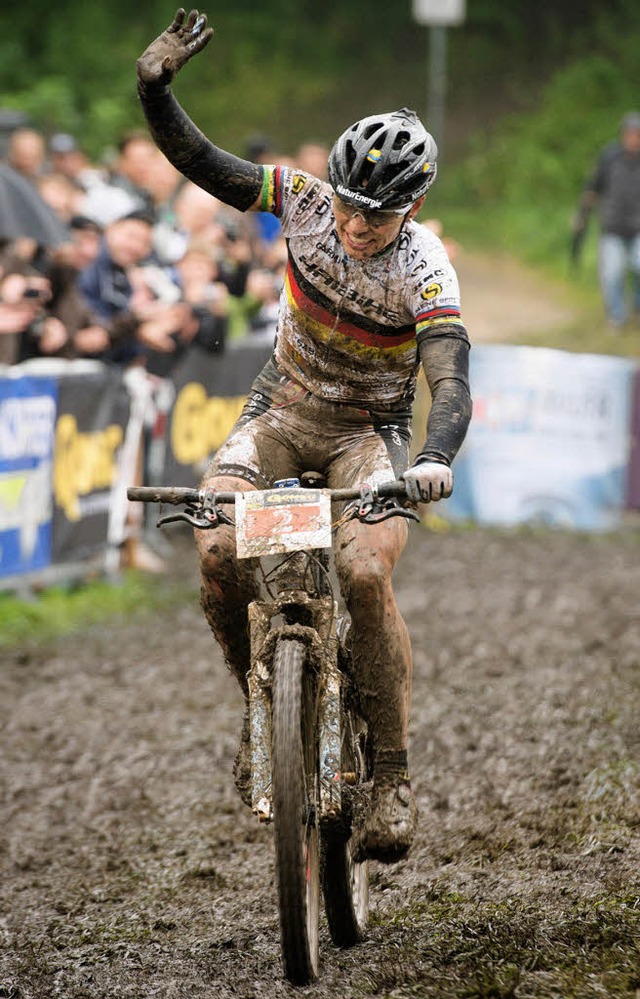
[0,571,193,648]
[431,13,640,303]
[0,0,638,311]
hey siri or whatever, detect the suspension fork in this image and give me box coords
[246,591,342,823]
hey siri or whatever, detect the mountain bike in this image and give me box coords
[127,473,417,985]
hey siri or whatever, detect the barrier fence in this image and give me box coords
[1,342,638,590]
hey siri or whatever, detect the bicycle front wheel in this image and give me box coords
[272,637,320,984]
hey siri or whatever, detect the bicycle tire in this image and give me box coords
[271,636,320,984]
[321,708,370,946]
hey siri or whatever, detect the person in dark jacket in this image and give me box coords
[572,111,640,328]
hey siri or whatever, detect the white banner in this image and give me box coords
[443,345,636,530]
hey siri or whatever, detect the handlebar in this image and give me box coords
[126,481,409,506]
[127,479,417,528]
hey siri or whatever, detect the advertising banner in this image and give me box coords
[443,345,636,530]
[626,368,640,509]
[0,374,56,578]
[52,365,130,563]
[162,341,273,486]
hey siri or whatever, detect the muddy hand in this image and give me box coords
[137,8,214,86]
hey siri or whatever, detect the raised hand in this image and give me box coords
[136,8,214,87]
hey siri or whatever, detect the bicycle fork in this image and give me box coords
[246,591,346,825]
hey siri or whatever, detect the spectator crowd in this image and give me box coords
[0,124,328,368]
[0,122,333,569]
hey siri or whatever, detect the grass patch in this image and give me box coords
[364,886,640,998]
[0,569,196,649]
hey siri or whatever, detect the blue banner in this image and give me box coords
[444,345,636,531]
[0,375,57,577]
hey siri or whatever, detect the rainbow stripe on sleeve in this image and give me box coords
[416,306,466,338]
[258,165,287,216]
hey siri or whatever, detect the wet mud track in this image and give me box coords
[2,523,640,998]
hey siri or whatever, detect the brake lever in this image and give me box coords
[361,502,421,524]
[347,484,420,524]
[157,488,234,530]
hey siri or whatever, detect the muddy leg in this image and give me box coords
[334,515,411,753]
[335,515,418,862]
[194,475,259,694]
[194,476,258,808]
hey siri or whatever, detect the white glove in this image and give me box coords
[402,460,453,503]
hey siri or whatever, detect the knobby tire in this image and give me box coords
[321,709,370,946]
[271,637,320,984]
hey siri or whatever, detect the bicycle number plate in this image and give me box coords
[235,488,332,558]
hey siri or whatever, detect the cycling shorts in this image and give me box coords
[205,357,411,489]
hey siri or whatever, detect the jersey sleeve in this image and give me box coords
[411,235,468,344]
[255,166,330,232]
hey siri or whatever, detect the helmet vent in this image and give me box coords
[344,139,357,172]
[392,130,410,150]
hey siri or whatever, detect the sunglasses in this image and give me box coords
[332,195,410,230]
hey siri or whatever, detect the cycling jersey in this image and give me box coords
[137,80,472,465]
[257,165,466,410]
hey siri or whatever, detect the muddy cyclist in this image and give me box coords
[136,8,472,863]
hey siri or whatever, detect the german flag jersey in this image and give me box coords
[257,164,468,410]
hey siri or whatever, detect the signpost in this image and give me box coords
[412,0,466,161]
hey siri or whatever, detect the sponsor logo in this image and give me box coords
[292,173,307,194]
[0,395,55,460]
[367,147,382,163]
[171,383,246,466]
[335,184,383,209]
[421,282,442,300]
[54,415,123,521]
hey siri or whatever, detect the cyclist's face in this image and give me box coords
[333,195,422,258]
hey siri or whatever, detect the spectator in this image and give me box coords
[572,110,640,329]
[242,266,281,342]
[78,207,224,373]
[296,141,330,181]
[0,219,111,364]
[107,130,158,216]
[46,216,112,360]
[0,250,58,364]
[173,182,252,296]
[48,133,106,192]
[0,249,69,363]
[78,207,161,363]
[6,127,46,181]
[37,172,85,224]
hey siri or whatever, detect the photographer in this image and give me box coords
[0,247,69,364]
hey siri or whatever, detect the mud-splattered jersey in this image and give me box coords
[257,165,467,411]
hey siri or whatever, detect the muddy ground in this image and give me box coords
[3,518,640,999]
[2,257,639,998]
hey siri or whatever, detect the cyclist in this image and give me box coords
[137,9,472,864]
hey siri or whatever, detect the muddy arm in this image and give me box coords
[415,330,472,466]
[137,81,263,211]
